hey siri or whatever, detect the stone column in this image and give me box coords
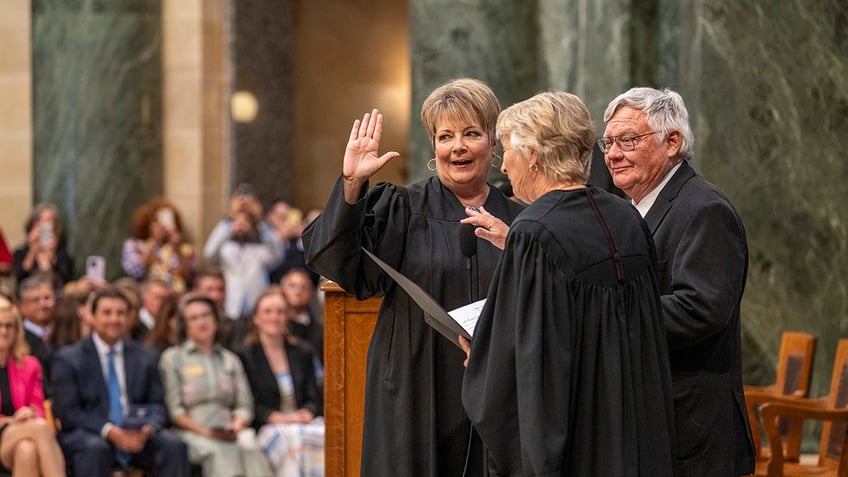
[32,0,162,278]
[231,0,294,209]
[0,0,33,252]
[162,0,230,256]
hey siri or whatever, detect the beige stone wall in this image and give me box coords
[162,0,230,253]
[0,0,32,248]
[293,0,410,211]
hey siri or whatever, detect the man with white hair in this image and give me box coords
[601,87,755,477]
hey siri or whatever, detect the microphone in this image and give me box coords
[459,223,477,259]
[459,223,478,301]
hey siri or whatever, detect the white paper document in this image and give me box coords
[448,299,486,338]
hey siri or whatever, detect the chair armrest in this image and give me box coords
[760,403,848,477]
[744,384,777,394]
[43,399,60,433]
[744,389,825,454]
[744,390,826,407]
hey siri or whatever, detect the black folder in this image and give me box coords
[363,248,473,349]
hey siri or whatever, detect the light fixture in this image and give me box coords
[231,90,259,122]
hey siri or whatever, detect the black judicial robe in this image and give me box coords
[462,187,675,477]
[302,176,524,477]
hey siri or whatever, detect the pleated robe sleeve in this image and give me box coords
[302,176,409,299]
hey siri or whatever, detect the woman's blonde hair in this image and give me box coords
[0,288,31,363]
[421,78,500,149]
[497,91,595,185]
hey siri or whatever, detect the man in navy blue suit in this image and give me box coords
[601,87,755,476]
[51,287,189,477]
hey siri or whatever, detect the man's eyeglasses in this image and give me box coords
[596,131,658,153]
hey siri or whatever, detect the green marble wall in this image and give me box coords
[409,0,847,430]
[696,0,848,395]
[32,0,162,280]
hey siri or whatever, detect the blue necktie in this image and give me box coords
[108,348,130,468]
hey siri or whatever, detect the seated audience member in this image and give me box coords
[48,291,92,350]
[13,204,74,289]
[0,289,65,477]
[204,209,281,323]
[122,198,196,293]
[240,287,323,477]
[280,269,323,368]
[16,274,55,396]
[0,228,12,276]
[143,292,181,355]
[159,294,271,477]
[130,279,170,342]
[51,287,189,477]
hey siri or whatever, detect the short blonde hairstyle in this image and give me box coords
[0,289,31,363]
[497,91,595,185]
[421,78,500,149]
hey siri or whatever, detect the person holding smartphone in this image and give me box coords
[122,198,197,293]
[13,203,74,290]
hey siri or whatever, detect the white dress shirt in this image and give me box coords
[632,163,682,218]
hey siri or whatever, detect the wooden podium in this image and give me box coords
[322,281,380,477]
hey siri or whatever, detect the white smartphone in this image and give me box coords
[39,223,54,247]
[156,208,177,233]
[86,256,106,284]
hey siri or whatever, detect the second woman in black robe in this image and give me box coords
[461,91,675,476]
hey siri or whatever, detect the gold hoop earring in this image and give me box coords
[529,163,538,173]
[427,158,436,171]
[491,154,502,168]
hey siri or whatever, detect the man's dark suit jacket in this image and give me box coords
[50,335,167,436]
[644,161,755,476]
[240,339,321,430]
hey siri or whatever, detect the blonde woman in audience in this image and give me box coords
[240,287,323,477]
[159,293,271,477]
[0,289,65,476]
[122,197,196,293]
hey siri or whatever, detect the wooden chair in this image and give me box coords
[43,398,58,433]
[754,339,848,477]
[746,331,818,462]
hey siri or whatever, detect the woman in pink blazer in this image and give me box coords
[0,289,64,476]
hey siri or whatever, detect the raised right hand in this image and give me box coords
[342,109,400,186]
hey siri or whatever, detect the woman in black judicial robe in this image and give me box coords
[461,91,675,476]
[302,79,524,477]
